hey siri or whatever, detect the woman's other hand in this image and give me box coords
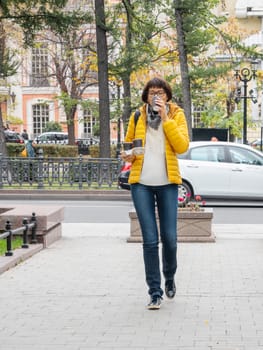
[120,152,135,163]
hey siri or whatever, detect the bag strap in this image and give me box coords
[134,110,140,129]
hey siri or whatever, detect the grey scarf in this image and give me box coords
[147,104,161,130]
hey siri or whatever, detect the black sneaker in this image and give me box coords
[165,280,176,299]
[147,296,162,310]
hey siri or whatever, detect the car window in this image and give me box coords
[5,133,16,140]
[189,146,225,162]
[191,147,209,161]
[55,134,63,141]
[39,135,48,141]
[228,147,263,166]
[36,133,68,142]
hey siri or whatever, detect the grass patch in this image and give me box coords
[0,236,23,256]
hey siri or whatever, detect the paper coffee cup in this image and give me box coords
[132,139,144,155]
[133,147,144,155]
[133,139,143,148]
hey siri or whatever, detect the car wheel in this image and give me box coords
[178,181,192,206]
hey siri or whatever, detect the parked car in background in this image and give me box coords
[4,130,24,144]
[250,138,263,151]
[75,137,100,146]
[118,141,263,204]
[34,132,68,144]
[118,162,131,190]
[75,137,100,155]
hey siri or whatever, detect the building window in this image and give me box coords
[192,105,205,128]
[32,104,49,135]
[83,109,96,136]
[30,46,49,87]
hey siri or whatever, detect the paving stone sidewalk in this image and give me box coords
[0,223,263,350]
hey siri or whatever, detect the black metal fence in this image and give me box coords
[0,213,37,256]
[0,154,122,189]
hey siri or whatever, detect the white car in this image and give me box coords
[178,141,263,201]
[34,132,68,144]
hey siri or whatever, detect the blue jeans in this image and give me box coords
[131,183,178,297]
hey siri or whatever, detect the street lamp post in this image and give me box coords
[10,91,16,104]
[234,63,257,144]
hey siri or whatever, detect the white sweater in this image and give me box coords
[139,123,169,186]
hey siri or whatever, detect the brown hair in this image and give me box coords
[141,77,173,103]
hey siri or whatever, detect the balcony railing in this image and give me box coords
[0,155,122,189]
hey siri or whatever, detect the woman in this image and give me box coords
[121,77,189,310]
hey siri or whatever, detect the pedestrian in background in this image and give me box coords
[121,77,189,310]
[26,140,36,158]
[25,140,36,181]
[22,129,29,140]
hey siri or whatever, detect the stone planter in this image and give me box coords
[128,208,215,243]
[0,205,64,247]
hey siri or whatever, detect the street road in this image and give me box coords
[1,199,263,224]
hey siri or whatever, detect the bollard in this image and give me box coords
[5,221,13,256]
[22,218,29,248]
[30,213,37,244]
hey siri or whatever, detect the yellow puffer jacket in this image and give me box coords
[125,102,189,185]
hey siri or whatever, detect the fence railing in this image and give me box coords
[0,154,122,189]
[0,213,37,256]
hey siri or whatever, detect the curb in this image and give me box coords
[0,243,43,275]
[0,189,132,201]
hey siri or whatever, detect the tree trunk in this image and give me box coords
[174,1,192,140]
[122,75,131,129]
[0,23,7,156]
[95,0,111,158]
[66,105,77,145]
[121,0,132,130]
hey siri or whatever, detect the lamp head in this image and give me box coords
[10,91,16,104]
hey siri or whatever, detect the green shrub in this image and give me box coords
[88,144,117,158]
[6,143,25,157]
[7,143,118,158]
[89,145,99,157]
[34,144,78,157]
[111,144,117,158]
